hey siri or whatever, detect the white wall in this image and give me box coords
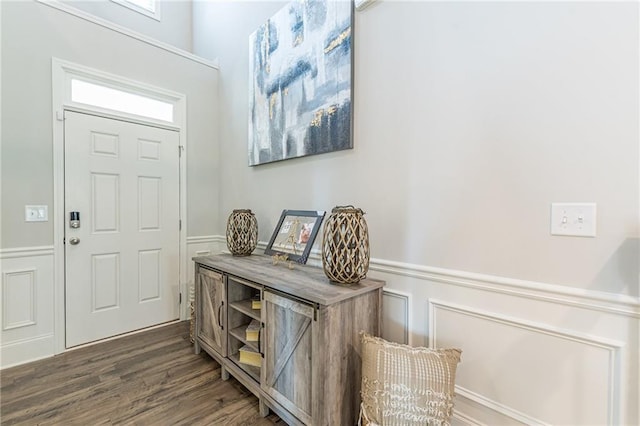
[60,0,193,51]
[1,1,219,248]
[194,0,638,298]
[0,0,219,366]
[192,1,639,424]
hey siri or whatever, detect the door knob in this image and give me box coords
[69,237,80,245]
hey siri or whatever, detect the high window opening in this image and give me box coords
[111,0,160,21]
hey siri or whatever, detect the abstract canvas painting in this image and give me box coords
[248,0,353,166]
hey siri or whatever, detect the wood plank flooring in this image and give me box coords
[0,321,285,425]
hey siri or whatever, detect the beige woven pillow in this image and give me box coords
[360,333,462,426]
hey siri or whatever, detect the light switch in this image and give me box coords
[550,203,596,237]
[25,205,48,222]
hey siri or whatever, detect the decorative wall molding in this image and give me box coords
[186,235,223,260]
[381,289,411,345]
[429,299,623,425]
[0,246,55,259]
[1,249,55,369]
[225,237,640,317]
[239,237,640,318]
[370,257,640,318]
[2,269,37,331]
[36,0,219,69]
[429,299,625,348]
[186,235,223,245]
[455,386,550,426]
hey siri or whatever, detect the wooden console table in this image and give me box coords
[193,254,384,426]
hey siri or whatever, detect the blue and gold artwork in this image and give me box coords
[248,0,353,166]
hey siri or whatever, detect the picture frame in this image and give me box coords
[264,210,326,264]
[248,0,354,166]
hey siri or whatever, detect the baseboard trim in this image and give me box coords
[1,333,55,369]
[453,410,487,426]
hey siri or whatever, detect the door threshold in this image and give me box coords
[65,320,183,352]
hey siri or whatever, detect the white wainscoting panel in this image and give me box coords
[364,256,638,425]
[0,247,55,368]
[3,269,37,330]
[430,300,622,425]
[382,289,410,345]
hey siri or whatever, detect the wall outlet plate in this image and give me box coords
[25,205,48,222]
[550,203,596,237]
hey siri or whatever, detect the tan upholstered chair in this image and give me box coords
[360,333,462,426]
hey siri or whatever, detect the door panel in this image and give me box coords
[65,111,180,348]
[196,266,227,356]
[92,252,120,310]
[262,291,314,425]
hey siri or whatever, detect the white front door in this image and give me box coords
[64,111,180,348]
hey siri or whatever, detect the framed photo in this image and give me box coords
[265,210,325,264]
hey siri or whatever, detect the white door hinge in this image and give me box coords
[178,145,184,157]
[56,111,65,121]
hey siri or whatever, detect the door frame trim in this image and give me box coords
[52,58,188,354]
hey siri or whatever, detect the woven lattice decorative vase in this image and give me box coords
[322,206,370,283]
[226,209,258,256]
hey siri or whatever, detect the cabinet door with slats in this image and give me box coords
[262,290,314,425]
[195,266,227,357]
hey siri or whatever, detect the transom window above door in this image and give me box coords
[55,58,184,129]
[71,78,173,123]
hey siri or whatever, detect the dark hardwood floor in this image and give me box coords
[0,321,285,425]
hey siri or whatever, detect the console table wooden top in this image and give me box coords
[193,253,384,306]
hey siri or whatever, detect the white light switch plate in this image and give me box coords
[25,205,48,222]
[550,203,596,237]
